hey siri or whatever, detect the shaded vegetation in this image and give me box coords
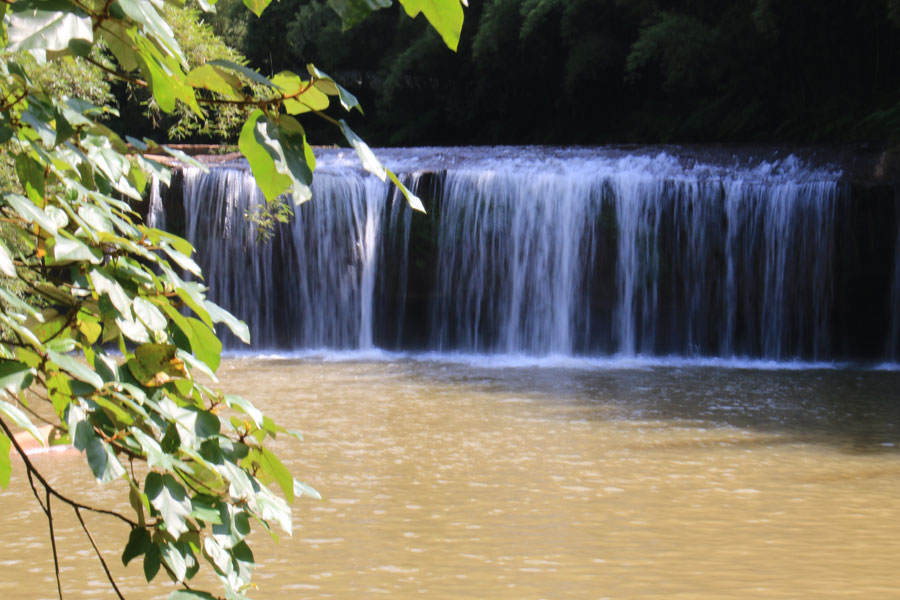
[209,0,900,145]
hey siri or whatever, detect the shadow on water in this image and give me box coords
[367,358,900,455]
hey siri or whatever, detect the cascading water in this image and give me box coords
[153,147,900,362]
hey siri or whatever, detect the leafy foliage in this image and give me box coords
[211,0,900,144]
[0,0,465,599]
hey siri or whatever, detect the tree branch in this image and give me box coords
[74,507,127,600]
[47,490,65,600]
[0,418,139,527]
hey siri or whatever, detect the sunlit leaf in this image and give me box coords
[145,472,193,539]
[398,0,464,51]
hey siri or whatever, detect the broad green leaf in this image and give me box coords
[122,527,152,566]
[50,235,102,264]
[144,543,161,582]
[6,5,93,53]
[259,447,294,503]
[117,0,184,64]
[132,428,191,472]
[293,478,322,500]
[0,433,10,490]
[15,153,45,202]
[398,0,464,51]
[4,193,59,235]
[145,472,192,539]
[0,288,40,319]
[0,400,43,446]
[252,485,292,536]
[212,503,251,549]
[208,59,278,89]
[238,110,292,202]
[160,242,202,278]
[160,540,187,581]
[132,297,167,332]
[86,438,126,483]
[203,301,250,345]
[242,0,273,17]
[68,403,126,482]
[98,20,139,71]
[307,64,361,112]
[126,344,187,387]
[186,64,242,98]
[90,269,131,316]
[338,119,386,180]
[224,395,263,430]
[0,239,16,278]
[190,496,223,525]
[179,317,222,372]
[327,0,392,29]
[46,350,104,389]
[387,169,426,212]
[0,360,33,394]
[161,145,210,172]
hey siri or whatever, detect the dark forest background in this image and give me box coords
[193,0,900,146]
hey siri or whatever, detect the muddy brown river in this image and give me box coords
[2,356,899,599]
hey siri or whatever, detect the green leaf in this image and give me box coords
[307,64,361,112]
[181,316,222,372]
[242,0,273,17]
[0,360,35,393]
[47,350,104,390]
[204,301,250,345]
[238,110,292,202]
[117,0,184,64]
[387,169,426,212]
[161,540,187,581]
[293,478,322,500]
[6,4,93,53]
[259,447,294,503]
[144,543,161,582]
[327,0,392,29]
[0,238,16,277]
[122,528,152,566]
[4,194,59,235]
[338,119,386,180]
[208,59,278,89]
[186,64,243,98]
[0,400,43,446]
[126,344,187,387]
[132,297,167,332]
[398,0,464,51]
[190,496,223,525]
[160,242,202,278]
[50,234,102,265]
[224,395,263,430]
[90,269,131,317]
[145,472,193,539]
[0,433,10,490]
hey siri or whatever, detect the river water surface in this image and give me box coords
[2,357,900,599]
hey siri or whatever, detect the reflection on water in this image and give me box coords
[2,358,900,599]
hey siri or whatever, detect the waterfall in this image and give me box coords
[181,164,397,349]
[151,147,899,362]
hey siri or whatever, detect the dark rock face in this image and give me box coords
[145,146,900,363]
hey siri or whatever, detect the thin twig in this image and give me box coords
[46,489,64,600]
[74,507,127,600]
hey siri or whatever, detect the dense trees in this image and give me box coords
[211,0,900,145]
